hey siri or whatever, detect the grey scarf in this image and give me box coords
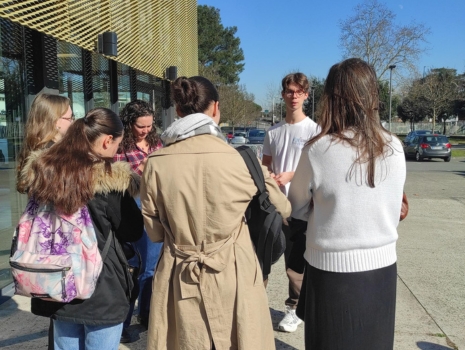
[160,113,226,146]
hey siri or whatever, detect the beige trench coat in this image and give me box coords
[141,134,291,350]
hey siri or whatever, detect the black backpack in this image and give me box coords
[237,145,286,278]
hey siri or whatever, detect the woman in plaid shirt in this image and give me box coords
[113,100,163,343]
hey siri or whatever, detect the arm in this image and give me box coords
[261,155,275,177]
[140,158,165,243]
[106,191,144,242]
[261,132,275,176]
[259,163,291,219]
[136,157,148,174]
[288,151,313,222]
[116,191,144,242]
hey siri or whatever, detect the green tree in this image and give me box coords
[339,0,430,80]
[198,5,245,84]
[397,96,426,130]
[304,77,325,121]
[378,80,400,121]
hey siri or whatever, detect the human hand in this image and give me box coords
[274,171,294,187]
[138,158,148,172]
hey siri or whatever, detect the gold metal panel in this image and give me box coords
[0,0,198,78]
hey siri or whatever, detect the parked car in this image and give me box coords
[247,129,266,144]
[403,134,452,162]
[404,130,432,145]
[230,132,249,144]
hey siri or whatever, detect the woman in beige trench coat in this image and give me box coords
[141,76,291,350]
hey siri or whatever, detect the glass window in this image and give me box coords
[0,18,26,290]
[92,53,110,109]
[58,41,85,119]
[117,63,131,113]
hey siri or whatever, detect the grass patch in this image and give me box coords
[428,332,447,338]
[448,137,465,144]
[452,149,465,158]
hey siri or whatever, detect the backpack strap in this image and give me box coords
[237,146,276,215]
[101,230,113,262]
[237,145,282,276]
[236,146,266,194]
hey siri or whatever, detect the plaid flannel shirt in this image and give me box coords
[113,139,163,175]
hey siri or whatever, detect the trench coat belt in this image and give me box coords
[161,220,238,299]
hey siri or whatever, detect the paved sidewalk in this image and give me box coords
[0,257,455,350]
[0,159,464,350]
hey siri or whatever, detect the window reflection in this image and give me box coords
[0,18,26,290]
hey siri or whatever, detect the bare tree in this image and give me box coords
[263,82,283,123]
[417,69,459,132]
[217,84,259,130]
[339,0,430,80]
[398,68,459,132]
[198,65,260,130]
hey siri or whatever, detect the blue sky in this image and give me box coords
[197,0,465,109]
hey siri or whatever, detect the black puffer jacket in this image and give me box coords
[23,157,144,325]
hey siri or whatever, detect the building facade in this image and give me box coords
[0,0,198,297]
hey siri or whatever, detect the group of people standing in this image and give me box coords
[15,57,406,350]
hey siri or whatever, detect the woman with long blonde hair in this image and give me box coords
[17,93,73,193]
[16,93,73,350]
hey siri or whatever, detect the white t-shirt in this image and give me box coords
[262,117,319,196]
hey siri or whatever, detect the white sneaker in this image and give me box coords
[278,305,302,332]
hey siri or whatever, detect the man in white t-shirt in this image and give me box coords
[262,72,319,333]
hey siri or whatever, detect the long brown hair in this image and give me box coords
[27,108,123,215]
[17,94,70,192]
[118,100,159,152]
[307,58,392,188]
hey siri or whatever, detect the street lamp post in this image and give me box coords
[311,87,315,120]
[388,65,396,132]
[272,97,275,125]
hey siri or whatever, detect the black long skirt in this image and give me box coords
[297,262,397,350]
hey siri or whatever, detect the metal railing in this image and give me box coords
[386,121,465,136]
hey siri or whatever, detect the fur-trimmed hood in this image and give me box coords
[19,150,140,197]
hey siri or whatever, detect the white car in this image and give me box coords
[230,135,248,144]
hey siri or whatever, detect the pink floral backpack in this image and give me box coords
[9,198,111,302]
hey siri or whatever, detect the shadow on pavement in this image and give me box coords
[416,341,455,350]
[452,171,465,177]
[0,331,47,348]
[269,307,285,330]
[275,338,299,350]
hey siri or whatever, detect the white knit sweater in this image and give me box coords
[288,133,406,273]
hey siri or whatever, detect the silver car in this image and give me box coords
[404,135,451,162]
[230,132,248,144]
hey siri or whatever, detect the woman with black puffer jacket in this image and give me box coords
[21,108,143,350]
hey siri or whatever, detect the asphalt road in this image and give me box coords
[397,157,465,349]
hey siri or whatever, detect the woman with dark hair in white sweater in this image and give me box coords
[288,58,406,350]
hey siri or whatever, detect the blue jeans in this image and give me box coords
[123,197,162,328]
[53,320,123,350]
